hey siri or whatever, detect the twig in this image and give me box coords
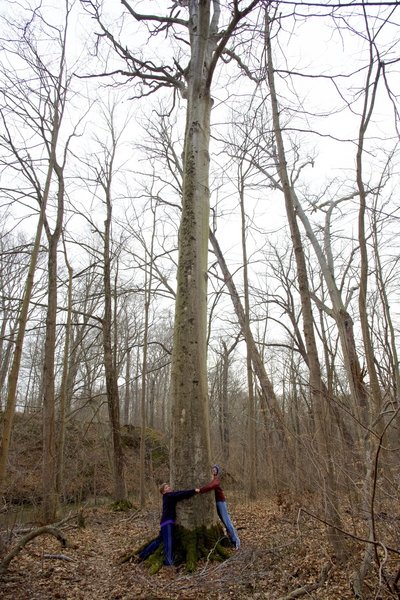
[377,542,388,592]
[121,509,142,523]
[278,563,333,600]
[43,553,75,562]
[299,508,400,556]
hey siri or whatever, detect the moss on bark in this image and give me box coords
[175,523,232,572]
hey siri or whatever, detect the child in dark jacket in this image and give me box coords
[200,464,240,549]
[139,483,200,565]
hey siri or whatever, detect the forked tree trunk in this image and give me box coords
[42,162,65,524]
[352,22,383,593]
[169,0,262,529]
[98,0,262,568]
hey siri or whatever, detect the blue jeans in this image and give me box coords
[161,522,174,565]
[216,501,240,548]
[138,522,175,564]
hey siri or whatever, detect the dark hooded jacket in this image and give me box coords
[160,489,196,526]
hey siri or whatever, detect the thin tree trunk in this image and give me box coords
[353,17,383,590]
[220,340,237,464]
[139,199,157,508]
[209,229,288,446]
[123,344,131,425]
[56,238,73,502]
[238,175,257,499]
[356,45,382,418]
[371,209,400,404]
[0,323,16,412]
[103,196,126,502]
[265,12,346,560]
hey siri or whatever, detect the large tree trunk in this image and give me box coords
[99,0,262,568]
[170,0,261,526]
[170,6,215,526]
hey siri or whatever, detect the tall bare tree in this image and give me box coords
[93,104,127,502]
[139,195,157,507]
[237,160,257,499]
[83,1,261,552]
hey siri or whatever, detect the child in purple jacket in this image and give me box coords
[139,483,200,565]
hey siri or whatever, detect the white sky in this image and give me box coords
[1,0,399,377]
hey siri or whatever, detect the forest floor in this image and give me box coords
[0,495,394,599]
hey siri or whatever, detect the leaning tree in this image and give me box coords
[82,0,261,567]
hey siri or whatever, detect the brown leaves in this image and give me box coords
[0,497,376,599]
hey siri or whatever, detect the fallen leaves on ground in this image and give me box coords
[0,496,394,599]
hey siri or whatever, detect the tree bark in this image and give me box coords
[139,200,157,507]
[89,0,262,560]
[56,237,73,503]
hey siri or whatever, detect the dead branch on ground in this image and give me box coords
[0,525,69,575]
[278,563,333,599]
